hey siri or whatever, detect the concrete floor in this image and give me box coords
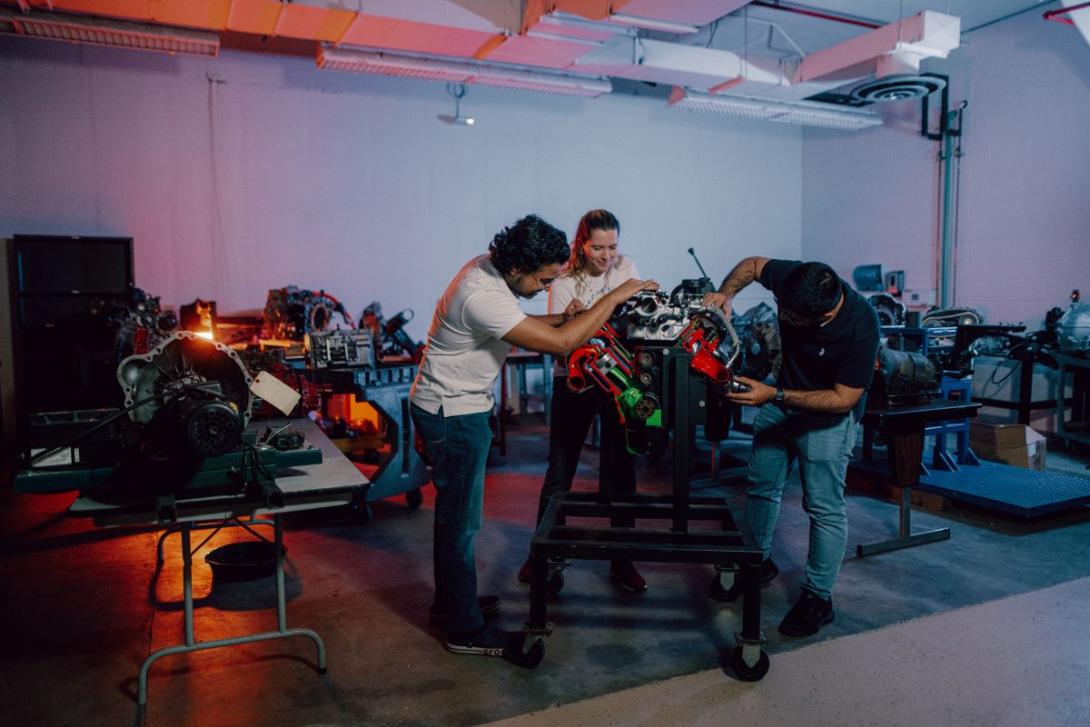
[1,421,1089,726]
[488,575,1090,727]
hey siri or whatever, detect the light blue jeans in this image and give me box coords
[410,403,493,636]
[746,403,858,601]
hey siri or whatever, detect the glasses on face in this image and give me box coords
[775,299,821,327]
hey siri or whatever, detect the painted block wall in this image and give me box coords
[0,36,802,342]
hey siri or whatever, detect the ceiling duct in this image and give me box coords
[0,7,220,57]
[1048,1,1090,49]
[796,11,959,97]
[850,73,946,103]
[317,47,612,97]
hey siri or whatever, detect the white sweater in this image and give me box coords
[547,256,640,378]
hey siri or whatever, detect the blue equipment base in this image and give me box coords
[851,455,1090,519]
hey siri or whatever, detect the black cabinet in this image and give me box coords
[7,235,134,448]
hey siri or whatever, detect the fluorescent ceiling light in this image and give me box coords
[668,88,883,130]
[607,13,700,35]
[0,8,219,57]
[317,48,612,98]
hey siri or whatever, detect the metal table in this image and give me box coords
[855,400,980,557]
[66,418,366,724]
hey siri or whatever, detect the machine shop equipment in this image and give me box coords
[306,328,378,369]
[262,286,354,341]
[359,301,424,362]
[17,332,320,512]
[522,281,768,680]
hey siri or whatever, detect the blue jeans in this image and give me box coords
[746,403,858,601]
[410,403,493,635]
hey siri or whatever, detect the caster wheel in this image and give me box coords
[504,634,545,669]
[708,571,740,603]
[405,487,423,509]
[352,501,373,525]
[730,646,769,682]
[547,568,565,596]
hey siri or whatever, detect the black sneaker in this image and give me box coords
[444,624,515,657]
[709,558,779,603]
[778,589,835,637]
[429,595,500,623]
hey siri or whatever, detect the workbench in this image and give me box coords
[62,417,366,724]
[855,399,980,557]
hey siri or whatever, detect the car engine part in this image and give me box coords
[116,332,253,457]
[922,307,984,327]
[870,347,940,405]
[90,286,178,360]
[867,293,907,326]
[1056,300,1090,354]
[262,286,354,341]
[360,301,424,361]
[731,302,782,382]
[306,328,377,368]
[567,281,743,453]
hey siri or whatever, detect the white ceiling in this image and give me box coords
[0,1,1076,120]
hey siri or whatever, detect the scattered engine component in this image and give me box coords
[866,293,907,326]
[870,347,940,406]
[731,302,782,382]
[360,302,424,361]
[306,328,377,369]
[262,424,305,452]
[90,286,178,359]
[1055,293,1090,354]
[116,332,253,457]
[262,286,354,341]
[922,307,984,327]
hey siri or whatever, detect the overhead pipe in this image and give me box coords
[1044,1,1090,25]
[749,1,881,30]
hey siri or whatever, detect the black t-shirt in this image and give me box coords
[759,259,880,419]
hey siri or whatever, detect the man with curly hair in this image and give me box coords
[411,213,655,660]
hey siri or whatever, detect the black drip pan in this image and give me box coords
[205,541,285,582]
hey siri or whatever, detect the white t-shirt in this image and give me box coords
[411,255,528,416]
[548,256,640,377]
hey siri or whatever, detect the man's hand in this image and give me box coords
[612,278,659,301]
[725,375,776,406]
[701,292,733,318]
[562,298,586,322]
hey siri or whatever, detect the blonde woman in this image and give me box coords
[518,209,647,593]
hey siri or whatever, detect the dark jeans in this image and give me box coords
[535,377,637,528]
[410,403,492,636]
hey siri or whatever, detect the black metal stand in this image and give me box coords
[523,349,769,680]
[855,400,980,557]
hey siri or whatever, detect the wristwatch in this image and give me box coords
[774,388,785,404]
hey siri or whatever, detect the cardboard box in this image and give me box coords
[969,419,1047,471]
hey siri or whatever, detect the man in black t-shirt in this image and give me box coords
[702,258,879,637]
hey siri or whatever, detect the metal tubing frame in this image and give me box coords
[136,514,327,724]
[856,485,950,557]
[853,402,978,557]
[525,351,766,664]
